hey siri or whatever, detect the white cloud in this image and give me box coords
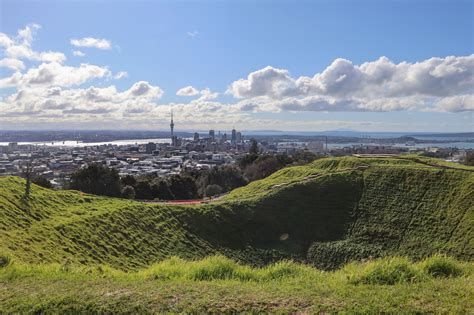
[70,37,112,50]
[73,50,85,57]
[113,71,128,79]
[177,85,199,96]
[435,95,474,112]
[0,24,66,63]
[0,24,471,131]
[126,81,164,99]
[0,62,111,88]
[187,30,199,37]
[227,66,298,99]
[176,86,219,101]
[196,88,218,101]
[0,58,25,71]
[227,55,474,113]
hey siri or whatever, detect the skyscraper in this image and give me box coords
[231,129,237,144]
[209,129,215,141]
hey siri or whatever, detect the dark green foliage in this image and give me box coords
[167,174,198,199]
[203,184,223,197]
[70,164,122,197]
[121,185,135,199]
[197,165,247,195]
[249,138,259,155]
[465,152,474,166]
[0,255,11,268]
[32,176,53,189]
[121,175,137,187]
[134,180,155,200]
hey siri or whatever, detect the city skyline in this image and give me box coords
[0,0,473,132]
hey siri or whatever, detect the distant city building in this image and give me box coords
[236,132,242,143]
[8,142,18,153]
[194,132,199,141]
[231,129,237,144]
[308,141,324,153]
[209,129,215,140]
[145,142,156,154]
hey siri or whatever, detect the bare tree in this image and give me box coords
[21,159,34,201]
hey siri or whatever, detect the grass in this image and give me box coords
[0,255,472,313]
[0,155,473,312]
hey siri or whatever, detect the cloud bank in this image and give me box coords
[0,23,472,131]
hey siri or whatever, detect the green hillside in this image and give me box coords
[1,155,473,312]
[1,156,473,269]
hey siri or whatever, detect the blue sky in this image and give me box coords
[0,0,473,132]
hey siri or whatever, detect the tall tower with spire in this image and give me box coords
[170,109,174,138]
[170,109,175,147]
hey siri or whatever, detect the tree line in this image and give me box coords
[63,149,321,200]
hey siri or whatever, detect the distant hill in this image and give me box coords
[1,156,472,270]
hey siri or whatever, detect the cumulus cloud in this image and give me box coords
[435,95,474,112]
[126,81,164,99]
[228,66,298,99]
[0,23,471,130]
[176,86,219,101]
[0,24,66,63]
[177,85,199,96]
[0,62,111,88]
[73,50,85,57]
[70,37,112,50]
[0,58,25,71]
[227,55,474,113]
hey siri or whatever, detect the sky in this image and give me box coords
[0,0,473,132]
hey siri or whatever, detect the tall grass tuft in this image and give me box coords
[420,254,463,278]
[351,257,423,285]
[188,255,254,281]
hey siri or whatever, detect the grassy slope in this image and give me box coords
[1,255,473,313]
[1,156,473,269]
[1,156,473,312]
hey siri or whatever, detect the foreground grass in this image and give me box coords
[1,255,473,313]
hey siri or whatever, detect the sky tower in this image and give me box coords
[170,108,176,147]
[170,109,174,138]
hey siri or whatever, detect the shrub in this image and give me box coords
[421,254,463,278]
[353,257,422,285]
[0,254,11,268]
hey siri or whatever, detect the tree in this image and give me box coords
[197,165,247,195]
[249,138,259,155]
[465,152,474,166]
[244,155,281,181]
[168,174,198,199]
[121,185,136,199]
[69,164,122,197]
[155,179,174,200]
[21,160,34,200]
[32,175,53,189]
[121,175,136,187]
[204,184,223,197]
[134,181,154,200]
